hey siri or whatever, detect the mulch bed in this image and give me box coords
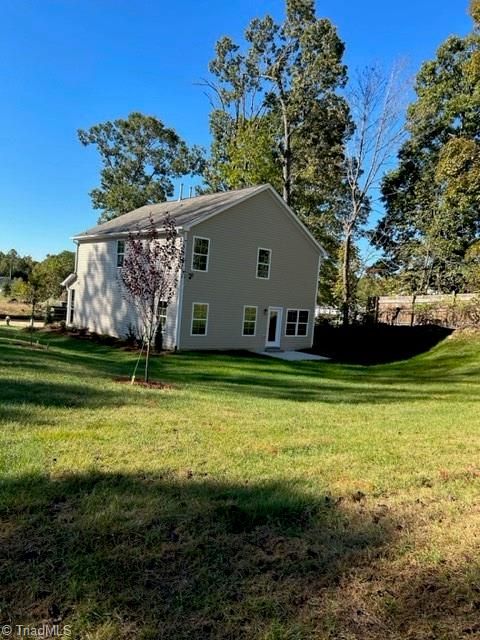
[113,376,176,390]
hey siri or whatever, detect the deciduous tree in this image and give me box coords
[35,251,75,299]
[78,112,204,223]
[374,2,480,293]
[119,214,184,382]
[202,0,350,232]
[0,250,34,280]
[339,64,407,323]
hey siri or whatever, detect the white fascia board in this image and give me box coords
[72,226,184,242]
[61,273,77,287]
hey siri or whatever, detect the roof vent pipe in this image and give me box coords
[178,184,184,201]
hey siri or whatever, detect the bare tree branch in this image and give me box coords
[340,61,410,324]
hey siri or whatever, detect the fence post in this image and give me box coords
[411,294,416,326]
[451,291,457,327]
[366,296,379,324]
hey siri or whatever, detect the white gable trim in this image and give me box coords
[61,272,77,288]
[72,229,178,242]
[183,184,327,258]
[73,185,327,257]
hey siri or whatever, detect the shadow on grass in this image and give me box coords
[311,324,454,365]
[1,328,480,407]
[153,350,480,405]
[0,377,173,426]
[2,473,478,639]
[0,379,131,409]
[0,472,393,639]
[0,335,130,378]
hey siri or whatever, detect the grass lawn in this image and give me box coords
[0,326,479,639]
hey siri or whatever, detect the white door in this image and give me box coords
[265,307,283,348]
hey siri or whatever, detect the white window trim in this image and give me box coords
[242,305,258,337]
[191,236,210,273]
[158,301,168,329]
[256,247,271,280]
[68,289,75,326]
[117,239,125,269]
[190,302,209,337]
[285,308,310,337]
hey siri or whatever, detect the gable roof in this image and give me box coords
[73,184,326,256]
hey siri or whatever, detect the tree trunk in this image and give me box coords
[144,339,151,383]
[342,231,352,326]
[282,146,291,205]
[281,101,292,206]
[30,299,35,345]
[419,247,431,294]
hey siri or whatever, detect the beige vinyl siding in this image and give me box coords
[70,239,178,349]
[179,189,320,351]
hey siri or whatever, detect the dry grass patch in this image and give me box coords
[0,296,32,316]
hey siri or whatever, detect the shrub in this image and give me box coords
[124,323,140,347]
[415,297,480,328]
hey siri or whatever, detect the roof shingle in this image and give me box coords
[74,185,267,239]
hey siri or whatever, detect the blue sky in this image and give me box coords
[0,0,472,260]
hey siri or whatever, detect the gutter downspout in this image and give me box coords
[74,239,79,273]
[66,240,79,327]
[174,231,188,350]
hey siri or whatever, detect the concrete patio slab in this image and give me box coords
[254,350,330,361]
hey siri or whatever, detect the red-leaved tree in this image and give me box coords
[120,213,184,382]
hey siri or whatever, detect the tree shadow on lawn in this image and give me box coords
[2,331,479,407]
[154,353,480,405]
[311,324,455,365]
[0,378,175,427]
[0,337,130,379]
[0,379,128,409]
[1,472,477,640]
[0,471,393,639]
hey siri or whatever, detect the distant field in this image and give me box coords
[0,326,479,639]
[0,294,32,316]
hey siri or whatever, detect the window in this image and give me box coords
[69,290,75,325]
[159,302,167,330]
[256,248,271,279]
[192,237,210,272]
[285,309,309,336]
[242,306,257,336]
[117,240,125,267]
[191,303,208,335]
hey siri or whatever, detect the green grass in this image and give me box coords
[1,326,480,639]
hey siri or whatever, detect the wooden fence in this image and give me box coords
[368,293,479,328]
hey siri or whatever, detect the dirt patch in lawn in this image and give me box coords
[113,376,176,390]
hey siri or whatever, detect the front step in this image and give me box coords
[264,347,283,353]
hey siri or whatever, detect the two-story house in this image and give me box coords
[64,184,326,351]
